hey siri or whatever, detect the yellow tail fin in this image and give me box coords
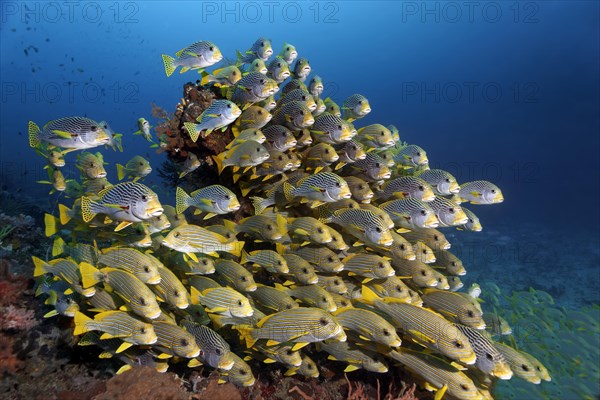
[58,204,72,225]
[183,122,200,142]
[116,164,125,181]
[73,311,93,336]
[52,236,67,257]
[32,256,47,277]
[212,153,225,174]
[80,196,97,223]
[44,213,59,237]
[28,121,40,148]
[79,262,101,288]
[228,241,244,257]
[161,54,176,77]
[175,186,191,214]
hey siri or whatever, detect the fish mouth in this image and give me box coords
[246,284,258,292]
[462,352,477,365]
[189,349,201,358]
[219,359,235,370]
[146,276,162,285]
[148,207,164,217]
[494,368,514,380]
[148,310,162,319]
[381,238,394,247]
[308,276,319,284]
[147,336,158,345]
[177,302,190,309]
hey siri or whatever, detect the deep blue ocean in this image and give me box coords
[1,1,598,398]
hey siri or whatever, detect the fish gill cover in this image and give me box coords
[25,37,598,400]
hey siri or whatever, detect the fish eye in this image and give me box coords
[418,185,424,191]
[380,131,384,136]
[174,232,181,238]
[260,41,264,46]
[227,103,231,108]
[420,210,427,216]
[224,194,230,200]
[202,259,208,265]
[375,227,382,233]
[375,163,381,168]
[278,156,283,161]
[335,182,341,187]
[299,111,304,115]
[277,260,283,265]
[143,266,150,273]
[422,249,427,254]
[521,364,530,371]
[451,261,457,266]
[140,327,146,333]
[139,162,144,166]
[241,276,247,281]
[378,262,384,268]
[317,227,324,233]
[421,270,427,276]
[256,147,261,152]
[460,384,469,391]
[215,348,222,355]
[232,71,237,75]
[467,310,474,317]
[491,189,496,193]
[352,145,357,150]
[237,300,243,306]
[400,244,406,250]
[358,100,362,104]
[454,341,464,349]
[334,279,339,285]
[445,178,450,183]
[141,195,147,201]
[327,257,334,262]
[91,126,97,131]
[180,338,189,346]
[302,268,308,273]
[266,224,273,230]
[416,152,421,156]
[260,78,265,84]
[319,317,329,326]
[173,290,179,296]
[395,285,403,293]
[139,297,146,305]
[486,353,494,361]
[325,149,329,154]
[286,349,293,356]
[382,328,390,336]
[258,110,263,114]
[277,62,281,67]
[209,46,214,51]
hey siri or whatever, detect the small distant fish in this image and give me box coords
[76,152,106,179]
[308,75,324,97]
[200,65,242,86]
[162,41,223,76]
[239,37,273,63]
[234,105,272,132]
[457,181,504,204]
[342,253,395,280]
[178,152,201,178]
[184,100,241,141]
[230,72,279,108]
[233,214,287,242]
[277,42,298,64]
[393,144,428,168]
[379,176,435,201]
[344,176,374,204]
[212,140,270,174]
[342,94,371,121]
[284,172,351,206]
[417,169,460,195]
[116,156,152,182]
[433,249,466,276]
[133,118,153,142]
[402,228,450,251]
[266,58,291,83]
[429,196,468,227]
[457,206,482,231]
[380,198,439,230]
[244,58,268,74]
[319,340,388,373]
[291,246,343,273]
[175,185,240,218]
[191,286,253,318]
[356,124,395,149]
[261,125,297,151]
[292,58,311,82]
[214,259,257,293]
[37,166,67,194]
[29,117,111,150]
[311,112,355,144]
[324,97,342,117]
[271,101,314,131]
[241,249,289,274]
[329,208,393,247]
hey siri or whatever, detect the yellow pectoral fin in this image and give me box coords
[51,130,76,139]
[291,342,309,351]
[115,342,133,353]
[265,339,281,347]
[263,358,276,364]
[434,384,448,400]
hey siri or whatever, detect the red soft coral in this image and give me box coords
[0,305,37,331]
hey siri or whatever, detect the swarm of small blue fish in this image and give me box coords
[29,38,555,398]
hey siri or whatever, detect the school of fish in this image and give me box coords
[28,38,555,398]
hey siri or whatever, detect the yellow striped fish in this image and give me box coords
[493,342,542,384]
[361,286,476,364]
[388,349,485,400]
[242,307,346,348]
[287,216,332,245]
[182,320,234,370]
[151,320,200,358]
[190,286,253,318]
[249,341,302,367]
[319,341,388,373]
[392,258,438,287]
[240,249,289,274]
[214,259,257,292]
[342,253,394,281]
[283,254,319,285]
[288,284,337,312]
[249,285,299,312]
[454,324,512,379]
[32,256,96,297]
[402,228,451,251]
[333,308,401,347]
[97,247,162,284]
[218,353,255,387]
[151,266,189,309]
[73,311,157,350]
[161,224,244,259]
[80,263,161,319]
[291,246,344,273]
[316,275,348,295]
[422,289,485,329]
